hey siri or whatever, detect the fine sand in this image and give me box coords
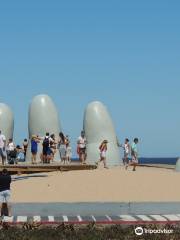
[11,166,180,202]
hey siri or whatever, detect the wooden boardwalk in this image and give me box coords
[0,162,97,174]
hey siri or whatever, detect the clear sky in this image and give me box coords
[0,0,179,157]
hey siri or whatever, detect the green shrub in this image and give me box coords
[0,223,179,240]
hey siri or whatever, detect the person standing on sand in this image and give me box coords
[77,131,87,164]
[122,138,131,170]
[0,131,6,165]
[0,169,12,217]
[96,140,108,169]
[31,135,40,164]
[131,138,139,171]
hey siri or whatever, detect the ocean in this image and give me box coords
[72,157,179,165]
[138,157,178,165]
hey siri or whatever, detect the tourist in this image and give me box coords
[66,142,72,164]
[42,133,50,164]
[31,135,40,164]
[49,134,57,162]
[123,138,131,170]
[0,169,12,217]
[77,131,87,164]
[22,139,28,159]
[58,132,67,164]
[0,131,6,165]
[131,138,139,171]
[16,145,24,163]
[6,139,16,164]
[96,140,108,169]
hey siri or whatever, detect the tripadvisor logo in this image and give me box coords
[135,227,144,236]
[135,226,173,235]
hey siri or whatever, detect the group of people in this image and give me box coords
[30,132,72,164]
[6,139,28,164]
[76,131,109,168]
[76,131,110,169]
[0,129,139,170]
[0,130,28,165]
[0,129,89,165]
[120,138,139,171]
[76,131,139,170]
[96,138,139,170]
[0,135,139,218]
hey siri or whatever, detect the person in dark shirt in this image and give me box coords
[23,139,28,159]
[0,169,12,216]
[42,133,50,164]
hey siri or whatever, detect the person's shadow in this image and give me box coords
[12,174,48,181]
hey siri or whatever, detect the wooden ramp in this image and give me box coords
[0,163,97,174]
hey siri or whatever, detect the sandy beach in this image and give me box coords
[10,166,180,202]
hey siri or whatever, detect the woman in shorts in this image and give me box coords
[31,135,40,164]
[96,140,108,169]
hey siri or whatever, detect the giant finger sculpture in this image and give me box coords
[84,101,122,166]
[0,103,14,141]
[26,94,61,162]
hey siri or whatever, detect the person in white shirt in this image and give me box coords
[7,139,15,152]
[0,131,6,165]
[6,139,16,163]
[49,134,57,162]
[123,138,131,170]
[66,142,72,164]
[77,131,87,164]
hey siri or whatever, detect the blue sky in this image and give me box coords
[0,0,179,157]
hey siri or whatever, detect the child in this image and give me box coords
[96,140,108,169]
